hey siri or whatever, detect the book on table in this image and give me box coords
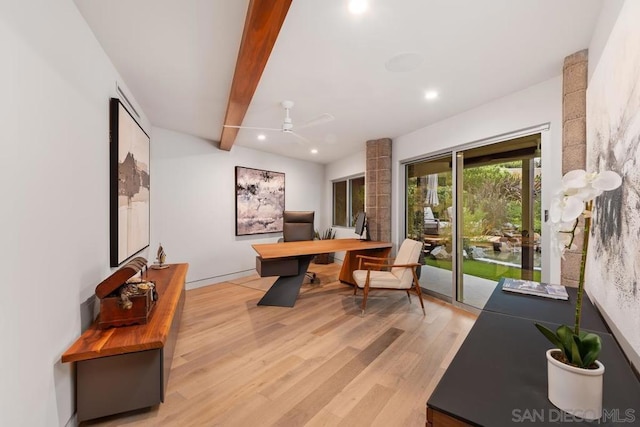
[500,277,569,300]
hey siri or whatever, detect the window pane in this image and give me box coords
[333,181,347,226]
[349,177,365,226]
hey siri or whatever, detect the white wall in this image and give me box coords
[151,128,325,288]
[587,0,625,80]
[0,1,150,426]
[391,76,564,283]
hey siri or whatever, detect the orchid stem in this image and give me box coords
[574,200,592,335]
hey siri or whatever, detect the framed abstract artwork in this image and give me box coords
[110,98,150,266]
[235,166,285,236]
[585,1,640,358]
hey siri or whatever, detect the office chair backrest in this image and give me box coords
[391,239,423,288]
[282,211,315,242]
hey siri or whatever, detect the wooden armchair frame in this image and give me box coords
[354,254,426,315]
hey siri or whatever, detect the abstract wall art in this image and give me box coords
[585,1,640,358]
[235,166,285,236]
[110,98,150,266]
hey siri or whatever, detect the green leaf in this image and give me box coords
[556,325,575,356]
[570,336,584,366]
[535,323,563,350]
[579,332,602,367]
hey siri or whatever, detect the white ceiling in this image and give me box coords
[74,0,603,164]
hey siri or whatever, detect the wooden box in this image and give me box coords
[96,257,157,329]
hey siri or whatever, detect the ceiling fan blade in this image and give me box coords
[223,125,282,132]
[289,131,313,145]
[295,113,335,130]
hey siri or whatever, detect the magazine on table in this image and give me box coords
[500,278,569,300]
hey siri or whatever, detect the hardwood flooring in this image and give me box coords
[82,263,476,427]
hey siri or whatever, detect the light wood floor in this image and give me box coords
[83,263,477,427]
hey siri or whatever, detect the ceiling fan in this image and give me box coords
[223,100,334,144]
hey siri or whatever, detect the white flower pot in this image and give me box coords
[546,349,605,420]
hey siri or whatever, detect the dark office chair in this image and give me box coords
[280,211,317,283]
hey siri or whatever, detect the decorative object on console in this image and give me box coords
[501,278,568,300]
[235,166,285,236]
[95,256,157,329]
[535,169,621,420]
[313,228,336,264]
[151,243,169,269]
[109,98,150,267]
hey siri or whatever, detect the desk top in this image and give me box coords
[61,263,188,363]
[252,238,392,259]
[428,311,640,426]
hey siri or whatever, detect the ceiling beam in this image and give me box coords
[219,0,292,151]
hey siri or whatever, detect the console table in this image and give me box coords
[427,283,640,426]
[252,238,391,307]
[62,263,188,422]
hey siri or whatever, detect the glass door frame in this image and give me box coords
[401,124,552,314]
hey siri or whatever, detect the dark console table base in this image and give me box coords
[427,283,640,426]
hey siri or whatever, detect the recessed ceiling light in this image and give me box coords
[425,90,439,100]
[311,149,318,154]
[257,134,266,140]
[348,0,368,15]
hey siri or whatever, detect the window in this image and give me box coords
[333,176,365,227]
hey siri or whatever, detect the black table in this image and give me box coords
[484,278,610,334]
[427,283,640,426]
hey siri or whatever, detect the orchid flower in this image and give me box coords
[549,169,621,256]
[538,169,622,361]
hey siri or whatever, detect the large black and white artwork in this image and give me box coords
[235,166,285,236]
[585,1,640,356]
[110,98,150,266]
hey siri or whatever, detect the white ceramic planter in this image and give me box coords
[546,349,605,420]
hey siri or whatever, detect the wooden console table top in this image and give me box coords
[61,263,188,363]
[252,238,391,259]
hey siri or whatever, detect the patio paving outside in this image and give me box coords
[419,264,498,309]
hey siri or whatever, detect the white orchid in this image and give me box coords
[549,169,622,257]
[538,169,622,361]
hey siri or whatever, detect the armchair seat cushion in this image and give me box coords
[353,270,406,289]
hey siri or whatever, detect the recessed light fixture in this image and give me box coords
[425,90,439,100]
[311,149,318,154]
[257,134,266,141]
[348,0,368,15]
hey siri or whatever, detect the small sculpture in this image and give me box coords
[151,243,169,269]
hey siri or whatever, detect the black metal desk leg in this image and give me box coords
[257,256,312,307]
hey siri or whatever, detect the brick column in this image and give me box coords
[561,49,588,287]
[366,138,391,242]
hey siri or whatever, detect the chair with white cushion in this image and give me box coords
[352,238,425,315]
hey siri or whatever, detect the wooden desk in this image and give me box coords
[252,239,391,307]
[427,283,640,426]
[62,263,188,421]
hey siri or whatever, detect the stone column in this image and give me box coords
[561,49,588,287]
[366,138,392,242]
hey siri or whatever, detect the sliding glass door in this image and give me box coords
[406,156,454,300]
[405,134,542,309]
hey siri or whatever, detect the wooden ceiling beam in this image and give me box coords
[219,0,292,151]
